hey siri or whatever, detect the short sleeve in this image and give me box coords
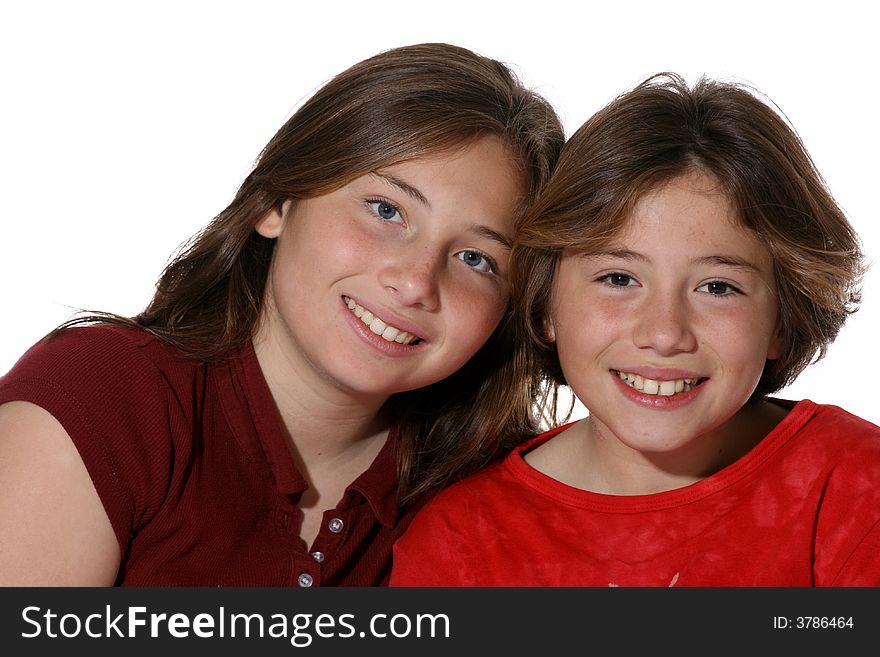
[0,326,176,553]
[827,519,880,586]
[810,407,880,586]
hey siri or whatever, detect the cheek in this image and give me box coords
[554,294,626,346]
[705,308,777,371]
[444,280,508,349]
[552,311,614,376]
[279,222,373,281]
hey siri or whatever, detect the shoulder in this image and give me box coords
[1,324,203,403]
[808,402,880,433]
[0,324,214,463]
[764,401,880,490]
[4,324,153,375]
[431,474,491,510]
[12,322,182,365]
[403,432,549,535]
[789,400,880,455]
[390,460,508,585]
[419,425,569,511]
[779,400,880,518]
[422,455,517,512]
[391,434,548,586]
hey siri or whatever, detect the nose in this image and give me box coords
[631,289,697,356]
[377,245,442,311]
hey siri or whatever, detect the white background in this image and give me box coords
[1,1,877,424]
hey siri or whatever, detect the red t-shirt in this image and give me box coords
[391,400,880,586]
[0,325,415,586]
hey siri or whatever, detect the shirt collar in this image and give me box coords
[226,339,401,526]
[347,425,401,528]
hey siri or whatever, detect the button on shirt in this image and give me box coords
[222,341,415,586]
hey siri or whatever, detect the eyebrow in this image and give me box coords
[693,255,761,273]
[473,225,512,250]
[370,171,431,207]
[592,250,761,272]
[371,170,512,250]
[591,249,645,262]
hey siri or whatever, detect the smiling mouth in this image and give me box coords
[343,296,422,345]
[612,370,706,397]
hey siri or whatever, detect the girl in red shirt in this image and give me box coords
[392,73,880,586]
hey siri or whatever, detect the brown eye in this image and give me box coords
[602,273,633,287]
[697,280,740,296]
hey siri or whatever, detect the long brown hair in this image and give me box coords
[514,73,864,422]
[61,43,564,504]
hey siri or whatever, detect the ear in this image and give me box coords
[543,316,556,344]
[254,201,291,238]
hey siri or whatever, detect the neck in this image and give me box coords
[251,330,392,464]
[529,400,788,496]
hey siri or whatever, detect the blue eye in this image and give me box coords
[457,250,494,274]
[369,200,403,223]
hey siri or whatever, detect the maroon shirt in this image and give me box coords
[0,325,416,586]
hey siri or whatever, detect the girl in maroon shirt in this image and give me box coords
[0,43,563,585]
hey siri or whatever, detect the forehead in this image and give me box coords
[599,171,774,270]
[632,169,732,221]
[620,172,746,240]
[386,136,524,184]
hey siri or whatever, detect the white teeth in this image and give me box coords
[343,296,419,345]
[616,370,700,397]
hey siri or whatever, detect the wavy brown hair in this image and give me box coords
[60,43,564,504]
[514,73,864,422]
